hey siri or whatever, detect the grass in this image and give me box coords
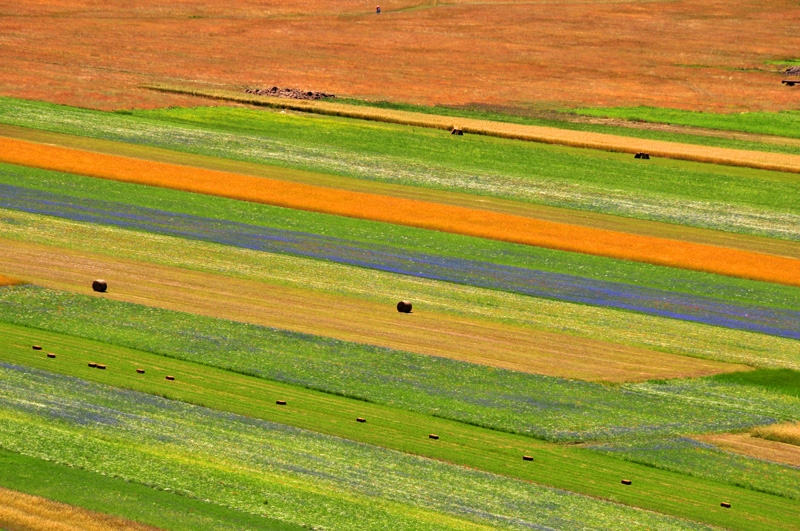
[709,369,800,398]
[0,361,730,531]
[3,206,799,372]
[0,333,797,531]
[1,97,799,241]
[8,135,800,286]
[570,107,800,139]
[0,450,305,531]
[1,290,797,442]
[586,437,800,500]
[2,162,798,313]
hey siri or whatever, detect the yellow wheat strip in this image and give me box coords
[0,486,163,531]
[1,136,799,286]
[752,422,800,446]
[147,84,800,174]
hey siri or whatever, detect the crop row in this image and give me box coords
[2,182,798,339]
[4,286,799,442]
[586,437,800,500]
[0,362,718,531]
[3,206,798,371]
[145,85,800,174]
[3,161,796,311]
[1,97,797,240]
[2,138,799,288]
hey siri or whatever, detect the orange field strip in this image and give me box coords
[0,238,753,383]
[2,136,799,287]
[151,85,800,175]
[0,486,162,531]
[0,275,21,287]
[3,123,797,260]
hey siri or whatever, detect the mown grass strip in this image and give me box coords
[1,323,798,531]
[0,451,303,531]
[146,84,800,174]
[4,121,795,258]
[2,136,798,286]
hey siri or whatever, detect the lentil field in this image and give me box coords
[0,89,798,531]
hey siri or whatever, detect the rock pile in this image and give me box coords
[784,66,800,76]
[245,87,335,100]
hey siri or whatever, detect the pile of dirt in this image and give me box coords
[244,87,335,100]
[783,66,800,76]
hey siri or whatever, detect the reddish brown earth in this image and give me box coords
[1,0,798,111]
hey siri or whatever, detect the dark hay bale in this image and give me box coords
[634,152,650,159]
[96,364,106,370]
[136,369,145,374]
[88,362,97,368]
[522,455,534,461]
[356,417,366,423]
[165,375,175,381]
[720,502,731,508]
[397,301,413,313]
[92,279,107,293]
[621,479,632,485]
[32,345,42,350]
[429,434,439,440]
[276,400,287,405]
[46,353,56,358]
[451,128,463,135]
[782,80,798,86]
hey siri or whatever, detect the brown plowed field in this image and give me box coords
[697,433,800,468]
[0,1,798,111]
[0,238,752,383]
[3,136,800,286]
[0,486,163,531]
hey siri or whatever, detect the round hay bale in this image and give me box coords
[276,400,287,405]
[397,301,412,313]
[428,434,439,440]
[621,479,632,485]
[136,368,145,374]
[92,279,107,293]
[88,362,97,368]
[522,455,534,461]
[46,353,56,359]
[96,364,106,370]
[165,375,175,381]
[356,417,366,423]
[32,345,42,350]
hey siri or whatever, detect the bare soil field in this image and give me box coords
[0,238,752,383]
[697,433,800,468]
[0,1,798,111]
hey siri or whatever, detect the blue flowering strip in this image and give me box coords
[1,183,798,339]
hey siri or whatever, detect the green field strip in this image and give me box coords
[2,97,798,242]
[1,322,797,531]
[0,450,305,531]
[1,122,797,259]
[2,218,797,373]
[3,162,798,314]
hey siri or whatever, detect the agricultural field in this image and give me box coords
[1,2,800,529]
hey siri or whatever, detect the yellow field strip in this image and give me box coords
[2,137,799,286]
[0,487,162,531]
[148,84,800,175]
[752,422,800,446]
[0,275,21,287]
[2,123,797,260]
[696,433,800,468]
[0,238,752,383]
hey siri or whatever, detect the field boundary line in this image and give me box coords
[2,136,799,286]
[145,84,800,175]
